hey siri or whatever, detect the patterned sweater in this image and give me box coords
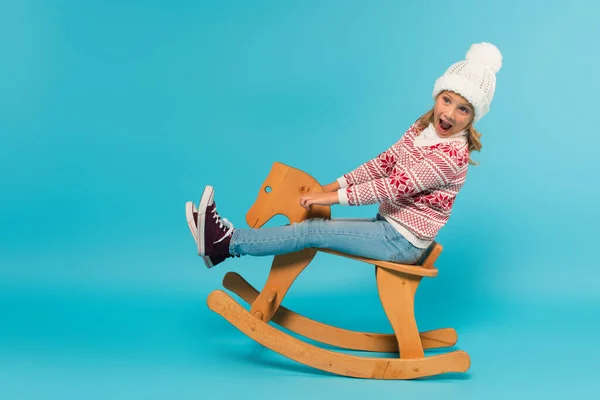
[336,122,470,248]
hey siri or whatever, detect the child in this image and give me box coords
[186,42,502,268]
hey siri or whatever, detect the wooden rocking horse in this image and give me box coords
[206,161,471,379]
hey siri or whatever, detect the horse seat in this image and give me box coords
[318,242,441,278]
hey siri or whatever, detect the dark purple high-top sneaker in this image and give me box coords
[194,185,238,268]
[186,201,219,267]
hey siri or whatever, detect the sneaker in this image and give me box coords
[185,200,231,268]
[195,185,238,268]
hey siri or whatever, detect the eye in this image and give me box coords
[459,106,470,114]
[443,96,450,103]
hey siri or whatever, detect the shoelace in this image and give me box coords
[211,207,234,244]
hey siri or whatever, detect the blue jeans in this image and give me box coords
[229,214,427,264]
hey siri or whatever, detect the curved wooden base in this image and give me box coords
[208,290,470,379]
[223,272,457,352]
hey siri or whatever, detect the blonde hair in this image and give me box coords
[415,94,483,166]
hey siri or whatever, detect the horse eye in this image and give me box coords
[264,186,272,193]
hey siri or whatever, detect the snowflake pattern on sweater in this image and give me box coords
[341,122,470,241]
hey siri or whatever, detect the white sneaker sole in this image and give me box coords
[197,185,215,268]
[185,201,198,243]
[186,201,211,267]
[185,188,214,268]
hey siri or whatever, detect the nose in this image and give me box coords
[445,108,455,122]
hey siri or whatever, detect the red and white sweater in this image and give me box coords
[336,122,470,248]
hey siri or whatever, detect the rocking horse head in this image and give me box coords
[246,162,331,229]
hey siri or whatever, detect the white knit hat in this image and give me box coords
[432,42,503,123]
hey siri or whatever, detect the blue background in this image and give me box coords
[1,0,599,398]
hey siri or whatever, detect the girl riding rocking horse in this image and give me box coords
[186,42,502,271]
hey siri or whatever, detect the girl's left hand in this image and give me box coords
[299,192,339,209]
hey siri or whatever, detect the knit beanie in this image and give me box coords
[432,42,503,123]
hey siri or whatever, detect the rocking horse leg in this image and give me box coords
[224,271,458,352]
[376,266,424,359]
[249,249,317,322]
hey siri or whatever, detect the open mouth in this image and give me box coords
[437,118,453,134]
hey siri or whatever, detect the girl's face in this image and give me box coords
[432,91,474,136]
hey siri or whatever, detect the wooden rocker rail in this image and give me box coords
[223,271,457,353]
[208,291,470,380]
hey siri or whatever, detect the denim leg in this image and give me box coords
[229,214,425,264]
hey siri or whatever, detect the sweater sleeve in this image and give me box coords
[338,144,467,206]
[336,139,402,189]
